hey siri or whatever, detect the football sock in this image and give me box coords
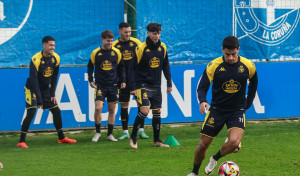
[131,111,147,139]
[213,150,223,161]
[107,124,114,136]
[50,107,65,140]
[139,108,145,129]
[120,108,129,130]
[192,163,201,175]
[152,113,161,142]
[95,123,101,133]
[20,108,37,142]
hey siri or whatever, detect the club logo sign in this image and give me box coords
[0,0,33,45]
[234,0,300,45]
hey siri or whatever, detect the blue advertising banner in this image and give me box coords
[0,62,299,132]
[137,0,300,62]
[0,0,124,67]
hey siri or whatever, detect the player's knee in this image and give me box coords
[95,107,102,113]
[198,140,210,150]
[121,103,129,109]
[228,138,241,148]
[108,107,115,114]
[140,108,149,115]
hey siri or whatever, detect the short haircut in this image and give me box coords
[222,36,239,50]
[42,36,55,44]
[119,22,131,29]
[146,23,162,32]
[101,30,115,39]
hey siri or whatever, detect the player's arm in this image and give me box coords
[50,57,60,98]
[197,69,211,114]
[117,58,126,88]
[128,48,139,92]
[245,71,258,110]
[162,51,172,94]
[87,59,95,88]
[29,60,42,106]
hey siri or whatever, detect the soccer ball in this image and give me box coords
[0,162,3,170]
[218,161,239,176]
[225,138,241,153]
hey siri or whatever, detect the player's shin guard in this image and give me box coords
[50,107,65,140]
[120,108,129,130]
[131,111,147,139]
[152,113,161,142]
[20,108,37,142]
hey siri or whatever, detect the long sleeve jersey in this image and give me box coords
[25,51,60,105]
[112,37,141,88]
[87,46,125,87]
[128,41,172,90]
[197,56,258,112]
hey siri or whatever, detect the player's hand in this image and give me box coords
[37,105,43,109]
[51,97,57,104]
[167,87,172,94]
[90,82,96,88]
[121,83,126,89]
[130,90,137,96]
[199,102,209,114]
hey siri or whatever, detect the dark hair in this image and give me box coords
[146,23,162,32]
[119,22,131,29]
[222,36,239,50]
[42,36,55,44]
[101,30,115,39]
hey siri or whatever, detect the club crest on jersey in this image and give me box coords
[122,50,133,60]
[222,79,241,93]
[52,58,55,63]
[238,65,245,73]
[43,67,54,77]
[129,42,134,47]
[32,93,36,99]
[158,46,161,52]
[117,45,121,48]
[101,60,112,70]
[111,51,115,56]
[149,57,160,68]
[97,90,102,96]
[0,0,33,45]
[234,0,300,45]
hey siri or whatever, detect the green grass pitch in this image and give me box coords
[0,120,299,175]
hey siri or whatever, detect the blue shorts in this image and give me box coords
[95,85,118,103]
[119,87,136,103]
[136,87,161,110]
[25,86,57,110]
[200,108,245,138]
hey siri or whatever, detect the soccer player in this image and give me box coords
[88,30,126,142]
[17,36,77,148]
[128,23,172,149]
[187,36,258,176]
[112,22,149,140]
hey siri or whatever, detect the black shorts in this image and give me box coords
[200,108,245,138]
[119,87,136,103]
[95,85,118,103]
[25,86,57,110]
[136,87,161,110]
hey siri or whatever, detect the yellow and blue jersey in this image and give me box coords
[197,56,258,112]
[112,37,141,85]
[87,46,125,87]
[25,51,60,104]
[128,41,172,90]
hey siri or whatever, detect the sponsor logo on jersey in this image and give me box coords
[117,45,121,48]
[41,61,45,64]
[122,50,133,60]
[222,79,241,93]
[146,49,151,52]
[149,57,160,68]
[101,60,112,70]
[129,42,134,47]
[52,58,55,63]
[97,90,102,96]
[158,46,161,52]
[98,52,102,56]
[234,0,300,45]
[43,67,54,77]
[219,67,226,71]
